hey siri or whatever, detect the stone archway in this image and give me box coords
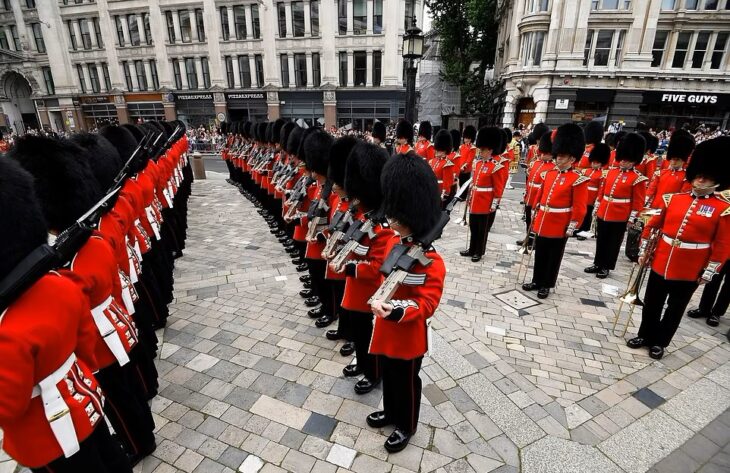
[0,70,39,134]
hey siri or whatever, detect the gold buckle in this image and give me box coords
[544,205,550,211]
[672,239,682,247]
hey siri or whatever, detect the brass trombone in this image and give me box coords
[516,215,537,284]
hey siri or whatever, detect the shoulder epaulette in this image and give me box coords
[601,169,609,178]
[719,189,730,203]
[445,160,454,167]
[654,169,662,176]
[493,163,504,172]
[721,206,730,217]
[573,175,590,186]
[662,193,675,207]
[539,170,548,179]
[634,175,649,185]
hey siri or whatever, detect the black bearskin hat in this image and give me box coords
[328,136,358,187]
[99,125,140,168]
[69,133,123,192]
[280,122,297,149]
[589,143,611,166]
[372,121,386,143]
[666,129,695,161]
[613,130,627,148]
[303,129,334,176]
[462,125,477,141]
[531,123,549,141]
[686,136,730,189]
[0,158,48,280]
[297,128,319,167]
[475,126,503,152]
[583,121,604,146]
[418,121,432,140]
[498,128,511,154]
[344,142,388,210]
[449,129,461,150]
[242,121,251,138]
[272,118,287,145]
[265,121,275,143]
[122,124,145,144]
[381,152,441,239]
[638,131,655,153]
[396,120,413,142]
[538,131,552,154]
[8,135,100,232]
[286,126,303,156]
[256,122,267,142]
[433,129,453,153]
[158,121,174,140]
[615,133,646,164]
[604,132,616,148]
[552,123,585,159]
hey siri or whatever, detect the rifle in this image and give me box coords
[109,131,157,193]
[329,212,379,273]
[284,176,314,220]
[322,200,359,260]
[306,181,334,241]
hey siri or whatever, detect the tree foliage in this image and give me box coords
[428,0,504,114]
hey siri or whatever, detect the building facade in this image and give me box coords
[0,0,424,133]
[494,0,730,131]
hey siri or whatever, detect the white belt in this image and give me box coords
[588,186,598,191]
[91,296,130,366]
[436,180,443,184]
[474,186,494,192]
[145,206,161,240]
[603,196,631,203]
[541,206,572,213]
[528,183,542,188]
[661,234,710,249]
[118,271,136,315]
[31,353,81,458]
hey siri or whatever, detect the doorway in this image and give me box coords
[0,71,38,133]
[515,97,535,129]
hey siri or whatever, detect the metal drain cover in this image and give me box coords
[494,289,540,310]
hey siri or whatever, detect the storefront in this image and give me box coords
[225,92,267,122]
[638,91,729,131]
[174,93,215,128]
[80,96,118,129]
[279,91,324,127]
[126,93,166,124]
[335,90,405,131]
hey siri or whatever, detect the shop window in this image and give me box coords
[353,51,366,86]
[150,60,159,89]
[9,25,19,50]
[43,67,55,94]
[353,0,366,35]
[280,54,290,88]
[312,53,321,86]
[373,51,382,86]
[255,54,264,87]
[294,53,307,87]
[135,60,147,91]
[692,31,711,68]
[195,9,205,41]
[172,59,182,89]
[251,4,261,38]
[704,0,718,9]
[661,0,675,10]
[0,29,7,50]
[710,32,728,69]
[672,32,692,68]
[94,17,104,47]
[238,55,251,88]
[101,62,111,90]
[179,11,192,43]
[338,0,347,34]
[67,21,78,50]
[128,102,165,122]
[127,14,140,46]
[526,0,550,12]
[220,7,230,40]
[521,31,546,66]
[373,0,383,33]
[292,2,305,36]
[32,23,45,53]
[686,0,698,9]
[404,0,416,29]
[339,51,348,86]
[185,58,198,89]
[165,11,176,43]
[593,30,613,66]
[234,6,247,39]
[278,2,287,37]
[310,1,319,36]
[122,61,133,90]
[225,56,235,87]
[201,57,211,88]
[88,63,100,93]
[142,13,152,45]
[651,30,669,66]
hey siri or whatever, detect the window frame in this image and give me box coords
[122,61,133,91]
[67,20,78,50]
[101,62,111,91]
[672,31,692,68]
[0,29,8,50]
[77,64,87,93]
[280,54,290,88]
[93,17,104,47]
[127,14,140,46]
[353,51,367,86]
[142,13,152,45]
[339,51,348,86]
[201,57,211,88]
[338,0,347,35]
[43,66,55,94]
[172,59,182,89]
[150,59,159,89]
[32,22,45,53]
[195,8,205,41]
[165,11,176,43]
[88,63,100,93]
[373,0,383,34]
[277,2,287,37]
[135,59,147,91]
[353,0,366,35]
[220,7,230,40]
[225,56,235,88]
[691,31,711,68]
[255,54,264,87]
[294,53,307,87]
[310,0,319,36]
[115,15,125,46]
[233,5,247,40]
[710,32,728,69]
[651,30,669,67]
[239,55,252,88]
[312,52,321,87]
[185,57,198,89]
[372,51,382,86]
[251,4,261,38]
[179,10,192,43]
[292,1,305,37]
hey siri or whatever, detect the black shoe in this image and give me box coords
[384,428,412,453]
[471,255,482,262]
[366,411,393,429]
[299,289,315,298]
[299,274,311,283]
[270,227,279,234]
[626,337,647,349]
[286,246,298,254]
[305,296,320,307]
[276,230,287,237]
[315,314,336,328]
[343,364,363,377]
[537,288,549,299]
[459,250,472,257]
[516,239,524,245]
[354,377,380,394]
[326,330,342,341]
[522,282,538,291]
[292,256,305,265]
[308,306,325,318]
[303,281,312,289]
[296,263,308,272]
[596,269,609,279]
[649,346,664,360]
[340,341,355,356]
[707,315,720,327]
[686,308,708,319]
[576,236,586,241]
[584,265,601,274]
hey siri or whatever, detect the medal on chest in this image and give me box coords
[697,204,715,218]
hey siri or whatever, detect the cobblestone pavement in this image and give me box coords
[3,170,729,473]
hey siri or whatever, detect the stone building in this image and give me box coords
[0,0,424,133]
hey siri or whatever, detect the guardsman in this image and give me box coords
[606,131,626,169]
[687,252,730,328]
[0,158,132,473]
[429,129,456,208]
[372,122,387,149]
[628,137,730,359]
[575,143,610,240]
[367,152,445,453]
[645,129,694,209]
[522,124,589,299]
[333,142,396,395]
[637,132,662,179]
[394,120,414,154]
[415,121,434,160]
[456,125,477,187]
[273,122,299,243]
[585,133,647,279]
[460,127,506,262]
[518,131,555,246]
[577,121,604,169]
[525,123,549,168]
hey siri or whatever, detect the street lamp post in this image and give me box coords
[402,17,424,125]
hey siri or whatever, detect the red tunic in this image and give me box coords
[643,192,730,281]
[428,156,455,197]
[646,167,690,209]
[583,167,604,206]
[596,168,647,222]
[524,159,555,208]
[293,181,317,242]
[305,187,338,260]
[325,196,350,281]
[468,158,507,214]
[576,144,594,169]
[457,143,477,174]
[415,140,435,161]
[0,273,104,468]
[532,169,589,238]
[396,144,413,155]
[369,239,445,359]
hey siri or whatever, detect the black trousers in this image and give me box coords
[531,236,568,289]
[468,212,495,256]
[578,205,594,233]
[127,343,159,400]
[306,258,327,303]
[524,206,533,234]
[458,172,470,188]
[698,261,730,316]
[638,271,698,347]
[594,218,626,270]
[225,160,235,181]
[329,280,351,339]
[351,311,380,381]
[382,356,424,434]
[31,423,131,473]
